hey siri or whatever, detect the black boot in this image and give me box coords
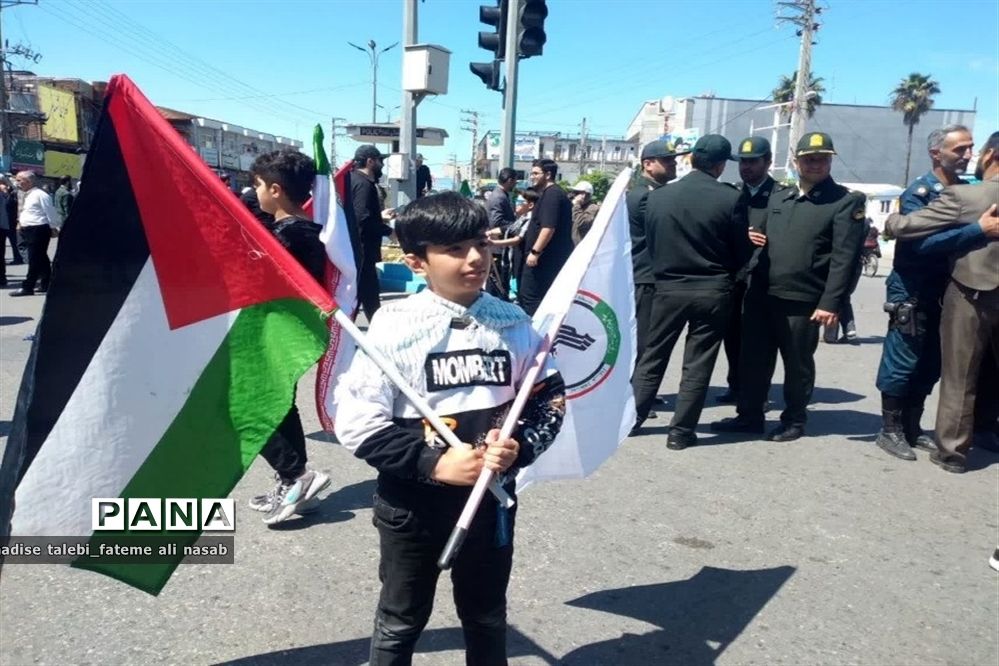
[875,409,916,461]
[902,404,936,452]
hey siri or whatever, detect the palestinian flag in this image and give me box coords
[306,125,359,432]
[0,74,333,595]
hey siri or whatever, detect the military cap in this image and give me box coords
[735,136,771,159]
[795,132,836,156]
[691,134,738,162]
[641,139,690,160]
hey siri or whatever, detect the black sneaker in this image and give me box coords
[710,416,764,433]
[10,288,35,297]
[875,430,916,461]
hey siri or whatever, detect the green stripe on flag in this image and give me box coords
[73,298,329,595]
[313,124,330,176]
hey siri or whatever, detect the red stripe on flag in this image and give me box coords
[105,74,334,328]
[315,160,356,432]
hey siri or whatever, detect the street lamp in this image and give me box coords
[348,39,399,124]
[376,103,401,123]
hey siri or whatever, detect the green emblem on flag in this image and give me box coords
[554,290,620,399]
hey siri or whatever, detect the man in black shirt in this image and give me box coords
[351,144,394,320]
[415,153,433,197]
[631,135,749,448]
[519,158,573,315]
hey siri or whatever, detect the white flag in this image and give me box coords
[309,125,359,431]
[517,170,637,490]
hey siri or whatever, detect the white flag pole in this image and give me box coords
[437,168,634,569]
[331,309,514,507]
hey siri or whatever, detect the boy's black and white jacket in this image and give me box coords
[334,289,565,503]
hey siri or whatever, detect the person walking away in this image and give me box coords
[10,171,59,298]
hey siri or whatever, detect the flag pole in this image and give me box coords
[437,168,635,569]
[437,313,561,570]
[331,308,514,507]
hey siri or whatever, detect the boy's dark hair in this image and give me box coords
[518,187,540,203]
[395,191,489,258]
[983,131,999,156]
[532,158,558,180]
[59,175,72,187]
[250,150,316,205]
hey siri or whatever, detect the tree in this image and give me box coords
[559,171,611,203]
[890,72,941,186]
[772,71,825,119]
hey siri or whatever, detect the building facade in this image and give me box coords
[476,130,639,184]
[4,73,301,191]
[626,95,977,186]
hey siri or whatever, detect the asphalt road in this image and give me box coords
[1,253,997,666]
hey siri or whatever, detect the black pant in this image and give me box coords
[634,283,655,363]
[721,281,748,394]
[258,404,307,483]
[359,238,383,322]
[517,258,564,316]
[5,225,22,263]
[370,493,513,666]
[632,287,731,433]
[737,295,819,427]
[19,225,52,292]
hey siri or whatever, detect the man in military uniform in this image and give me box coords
[717,136,783,404]
[871,125,984,460]
[631,135,749,449]
[626,139,688,363]
[712,132,866,442]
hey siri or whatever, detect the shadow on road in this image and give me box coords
[214,623,558,665]
[0,316,32,326]
[806,408,882,437]
[561,565,795,665]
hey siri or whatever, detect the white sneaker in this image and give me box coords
[262,470,331,525]
[248,474,286,513]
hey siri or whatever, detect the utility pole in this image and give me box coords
[329,116,346,168]
[448,153,459,190]
[600,135,606,172]
[778,0,820,178]
[578,117,588,177]
[499,0,521,169]
[460,109,479,190]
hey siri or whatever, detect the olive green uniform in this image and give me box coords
[736,177,867,427]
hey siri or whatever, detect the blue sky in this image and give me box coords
[6,0,998,179]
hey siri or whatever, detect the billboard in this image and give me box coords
[44,151,83,179]
[661,127,701,178]
[38,85,79,143]
[485,133,539,162]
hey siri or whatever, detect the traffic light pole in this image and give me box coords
[397,0,419,206]
[499,0,520,169]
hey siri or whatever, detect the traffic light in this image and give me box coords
[477,0,508,59]
[518,0,548,58]
[470,0,508,91]
[469,60,502,92]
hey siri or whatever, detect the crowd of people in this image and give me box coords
[4,123,997,663]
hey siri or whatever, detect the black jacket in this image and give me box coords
[626,174,663,285]
[644,169,749,291]
[756,177,866,311]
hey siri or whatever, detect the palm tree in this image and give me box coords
[890,73,941,185]
[772,71,826,119]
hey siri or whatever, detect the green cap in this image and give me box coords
[691,134,737,162]
[796,132,836,156]
[735,136,771,159]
